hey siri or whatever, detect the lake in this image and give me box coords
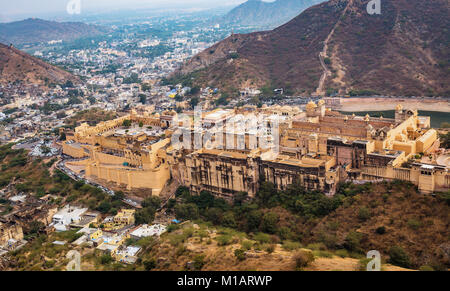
[340,110,450,128]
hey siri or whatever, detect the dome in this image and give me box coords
[396,104,403,111]
[306,101,317,110]
[154,113,160,118]
[261,104,268,109]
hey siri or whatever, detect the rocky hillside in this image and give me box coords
[175,0,450,97]
[220,0,323,28]
[0,43,79,87]
[0,18,108,46]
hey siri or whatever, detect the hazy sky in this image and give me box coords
[0,0,253,22]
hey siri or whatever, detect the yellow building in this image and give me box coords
[113,209,135,226]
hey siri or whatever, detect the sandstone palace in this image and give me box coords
[62,101,449,199]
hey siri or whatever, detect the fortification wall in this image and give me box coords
[86,164,170,195]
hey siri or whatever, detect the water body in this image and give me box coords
[340,110,450,128]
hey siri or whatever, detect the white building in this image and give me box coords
[130,224,167,238]
[52,205,88,232]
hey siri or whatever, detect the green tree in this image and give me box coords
[261,212,279,234]
[142,196,161,210]
[175,203,199,220]
[135,207,156,225]
[122,120,132,127]
[388,246,411,268]
[221,212,237,228]
[139,94,147,104]
[189,97,199,108]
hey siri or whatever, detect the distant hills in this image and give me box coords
[0,18,108,46]
[176,0,450,97]
[0,43,79,87]
[220,0,324,28]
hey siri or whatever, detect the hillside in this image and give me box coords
[0,18,108,46]
[2,220,411,271]
[175,0,450,97]
[220,0,323,28]
[1,143,447,271]
[166,182,449,270]
[0,43,79,87]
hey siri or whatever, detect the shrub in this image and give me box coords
[282,241,302,251]
[253,233,271,244]
[388,246,411,268]
[419,265,434,271]
[375,226,386,235]
[293,250,315,269]
[216,234,233,246]
[234,249,246,261]
[143,259,157,271]
[358,258,372,271]
[306,243,326,251]
[261,212,279,234]
[266,244,276,254]
[167,224,180,233]
[193,255,205,270]
[313,250,333,258]
[335,249,349,258]
[221,212,237,228]
[358,206,371,221]
[407,218,422,230]
[344,231,364,253]
[241,240,253,251]
[100,254,113,265]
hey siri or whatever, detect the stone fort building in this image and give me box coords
[62,102,449,198]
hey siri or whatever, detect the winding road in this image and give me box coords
[315,0,353,96]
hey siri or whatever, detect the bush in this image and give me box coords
[261,212,279,234]
[253,233,271,244]
[344,231,364,253]
[266,244,275,254]
[234,249,246,261]
[216,234,233,246]
[175,203,199,220]
[143,259,156,271]
[388,246,411,268]
[407,218,422,230]
[358,206,371,221]
[241,240,253,251]
[419,265,434,271]
[193,255,205,270]
[293,250,315,269]
[335,249,349,258]
[100,254,113,265]
[282,241,302,251]
[375,226,386,235]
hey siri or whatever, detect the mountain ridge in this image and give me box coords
[0,42,79,87]
[220,0,324,28]
[0,18,108,46]
[175,0,450,97]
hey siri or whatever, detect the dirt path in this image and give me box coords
[316,0,353,95]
